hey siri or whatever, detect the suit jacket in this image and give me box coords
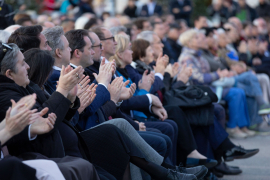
[162,38,179,64]
[170,0,192,24]
[140,3,162,17]
[85,62,148,129]
[167,38,182,60]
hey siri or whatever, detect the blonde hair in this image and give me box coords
[109,34,130,67]
[179,29,197,47]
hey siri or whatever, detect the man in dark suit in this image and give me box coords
[43,27,112,129]
[170,0,192,26]
[140,0,162,17]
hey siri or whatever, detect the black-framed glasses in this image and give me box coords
[100,36,115,42]
[92,43,103,49]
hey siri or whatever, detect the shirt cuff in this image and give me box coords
[28,125,37,141]
[98,83,107,89]
[155,73,164,80]
[146,94,153,113]
[116,100,123,107]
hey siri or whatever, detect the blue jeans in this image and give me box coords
[234,71,262,97]
[223,88,250,128]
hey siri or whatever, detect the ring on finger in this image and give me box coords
[75,73,80,79]
[79,83,83,88]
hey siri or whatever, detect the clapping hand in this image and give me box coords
[177,63,192,83]
[77,83,97,114]
[108,77,124,103]
[77,75,91,97]
[30,107,57,137]
[57,65,84,98]
[93,58,115,87]
[138,70,155,91]
[119,80,136,101]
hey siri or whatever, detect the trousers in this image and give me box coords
[223,87,250,128]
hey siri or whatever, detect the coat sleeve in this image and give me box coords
[120,95,150,114]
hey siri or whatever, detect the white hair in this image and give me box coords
[110,26,127,36]
[103,17,121,29]
[4,25,22,34]
[136,31,156,43]
[179,29,197,47]
[0,30,11,43]
[75,16,89,29]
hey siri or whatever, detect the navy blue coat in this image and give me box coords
[140,3,162,17]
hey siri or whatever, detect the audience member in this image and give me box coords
[140,0,162,17]
[170,0,192,25]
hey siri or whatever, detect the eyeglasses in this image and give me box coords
[100,36,115,42]
[92,43,103,49]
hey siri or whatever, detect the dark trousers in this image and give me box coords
[191,117,228,158]
[0,156,37,180]
[164,105,197,165]
[139,131,172,164]
[144,119,178,165]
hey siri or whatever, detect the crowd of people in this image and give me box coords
[0,0,269,179]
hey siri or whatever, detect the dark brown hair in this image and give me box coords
[131,39,150,61]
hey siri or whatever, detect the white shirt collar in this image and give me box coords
[53,66,62,71]
[70,63,78,68]
[100,56,110,64]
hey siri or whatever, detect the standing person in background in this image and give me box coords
[170,0,192,26]
[124,0,137,18]
[236,0,257,22]
[140,0,162,17]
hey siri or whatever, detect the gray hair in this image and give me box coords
[136,31,156,43]
[42,26,64,57]
[109,26,127,36]
[0,30,11,43]
[1,43,20,74]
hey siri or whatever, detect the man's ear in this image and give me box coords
[73,49,81,58]
[55,48,62,58]
[5,69,13,80]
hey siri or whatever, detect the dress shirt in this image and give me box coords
[147,2,156,16]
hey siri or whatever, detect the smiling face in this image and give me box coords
[10,51,30,88]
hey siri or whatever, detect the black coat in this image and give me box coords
[163,85,218,126]
[0,75,80,158]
